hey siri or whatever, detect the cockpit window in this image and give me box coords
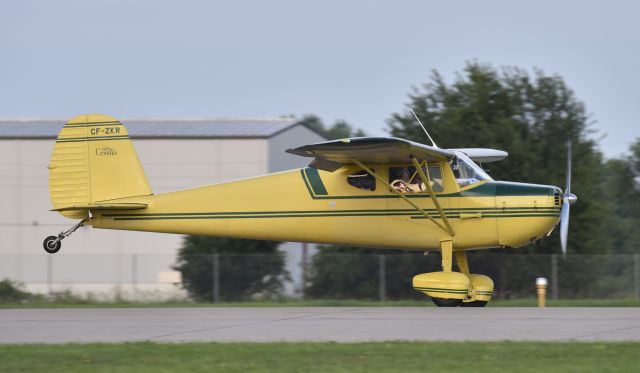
[389,165,444,193]
[451,152,492,188]
[347,170,376,191]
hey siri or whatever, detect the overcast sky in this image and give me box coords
[1,0,638,158]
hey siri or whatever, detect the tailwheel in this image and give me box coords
[42,218,86,254]
[43,236,62,254]
[431,297,462,307]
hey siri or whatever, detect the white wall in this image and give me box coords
[268,125,325,172]
[137,138,268,194]
[267,125,325,294]
[0,138,267,297]
[0,138,269,254]
[0,127,317,298]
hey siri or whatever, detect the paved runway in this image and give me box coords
[1,307,639,344]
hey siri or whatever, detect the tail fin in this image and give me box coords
[48,114,152,219]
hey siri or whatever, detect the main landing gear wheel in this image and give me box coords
[460,300,488,308]
[431,298,462,307]
[43,236,61,254]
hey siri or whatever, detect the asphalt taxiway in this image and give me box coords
[1,307,639,343]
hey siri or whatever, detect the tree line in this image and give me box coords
[174,62,640,301]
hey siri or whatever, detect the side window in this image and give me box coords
[347,170,376,191]
[388,165,443,193]
[427,165,444,192]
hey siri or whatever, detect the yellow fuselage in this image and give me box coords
[90,164,562,252]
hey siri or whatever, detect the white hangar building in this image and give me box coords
[0,117,325,299]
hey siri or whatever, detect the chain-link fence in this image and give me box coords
[1,253,639,301]
[304,253,640,301]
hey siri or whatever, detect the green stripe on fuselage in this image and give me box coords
[56,135,130,143]
[64,121,122,128]
[103,208,559,221]
[413,287,469,294]
[103,207,559,218]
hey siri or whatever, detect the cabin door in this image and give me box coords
[386,164,452,247]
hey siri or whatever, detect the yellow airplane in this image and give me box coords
[43,114,577,307]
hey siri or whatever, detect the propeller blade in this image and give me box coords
[559,199,570,256]
[565,141,572,194]
[559,140,576,256]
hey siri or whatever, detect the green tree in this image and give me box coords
[306,62,624,300]
[0,279,32,303]
[305,246,442,300]
[298,114,365,140]
[174,236,288,301]
[602,138,640,254]
[388,62,607,254]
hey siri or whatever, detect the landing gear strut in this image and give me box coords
[413,241,494,307]
[42,219,86,254]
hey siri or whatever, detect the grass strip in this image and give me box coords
[0,341,638,373]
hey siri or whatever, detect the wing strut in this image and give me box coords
[349,158,453,236]
[411,157,455,236]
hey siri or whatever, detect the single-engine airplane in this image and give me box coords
[43,114,577,307]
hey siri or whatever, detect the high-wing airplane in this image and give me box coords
[43,114,577,307]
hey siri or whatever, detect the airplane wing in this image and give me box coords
[450,148,508,163]
[287,137,455,171]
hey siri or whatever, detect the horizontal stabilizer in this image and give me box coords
[51,203,148,212]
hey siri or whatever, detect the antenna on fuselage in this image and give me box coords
[410,108,438,148]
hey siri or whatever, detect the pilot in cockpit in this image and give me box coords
[391,166,424,193]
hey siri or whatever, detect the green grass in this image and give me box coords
[1,298,639,309]
[0,342,637,372]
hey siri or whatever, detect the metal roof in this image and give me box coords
[0,117,307,139]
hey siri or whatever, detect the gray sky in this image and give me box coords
[1,0,638,158]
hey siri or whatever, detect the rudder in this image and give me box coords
[48,114,152,219]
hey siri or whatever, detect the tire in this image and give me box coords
[43,236,61,254]
[431,297,462,307]
[460,301,488,307]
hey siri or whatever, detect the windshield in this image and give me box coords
[451,151,492,187]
